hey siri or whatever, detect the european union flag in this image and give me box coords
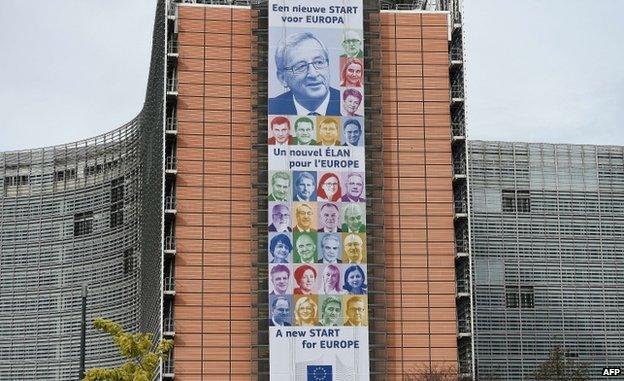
[307,365,333,381]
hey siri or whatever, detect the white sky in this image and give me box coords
[0,1,622,151]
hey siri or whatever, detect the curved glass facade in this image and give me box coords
[0,120,145,379]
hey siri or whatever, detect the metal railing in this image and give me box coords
[454,199,468,214]
[164,277,175,292]
[166,117,177,132]
[165,156,177,171]
[164,236,176,251]
[165,196,176,211]
[167,39,179,55]
[164,317,175,333]
[166,78,178,93]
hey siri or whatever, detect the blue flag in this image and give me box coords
[307,365,333,381]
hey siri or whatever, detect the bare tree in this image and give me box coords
[404,364,460,381]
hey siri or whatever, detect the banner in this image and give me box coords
[267,1,369,380]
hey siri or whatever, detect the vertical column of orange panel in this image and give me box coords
[420,13,458,373]
[381,11,458,378]
[396,12,432,376]
[228,7,253,380]
[380,12,407,379]
[202,7,234,379]
[176,6,208,379]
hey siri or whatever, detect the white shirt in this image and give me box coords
[293,92,330,116]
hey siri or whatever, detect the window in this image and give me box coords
[123,248,133,275]
[74,212,93,236]
[502,190,531,213]
[110,177,124,228]
[506,285,534,309]
[54,169,76,182]
[4,175,29,186]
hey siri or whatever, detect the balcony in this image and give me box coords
[450,47,463,64]
[163,317,175,337]
[162,350,175,379]
[165,196,177,214]
[164,236,176,255]
[166,78,178,96]
[453,160,466,179]
[455,238,468,256]
[164,276,176,296]
[165,116,177,134]
[167,39,179,57]
[165,156,178,174]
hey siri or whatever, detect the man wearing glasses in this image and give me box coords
[270,32,341,116]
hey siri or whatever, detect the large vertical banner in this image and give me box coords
[267,1,369,380]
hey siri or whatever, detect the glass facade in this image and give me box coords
[469,140,624,380]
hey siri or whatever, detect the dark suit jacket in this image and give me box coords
[317,227,341,233]
[268,223,292,232]
[341,194,365,202]
[268,193,288,202]
[269,320,292,327]
[293,138,317,145]
[269,88,342,116]
[293,226,316,233]
[341,224,366,233]
[316,258,342,264]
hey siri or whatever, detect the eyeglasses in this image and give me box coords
[283,58,329,75]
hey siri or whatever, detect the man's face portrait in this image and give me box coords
[295,173,315,200]
[271,174,289,201]
[272,298,291,325]
[346,298,366,325]
[295,203,314,230]
[319,121,339,145]
[271,204,290,231]
[271,270,289,294]
[344,205,364,231]
[342,31,362,57]
[319,204,340,230]
[344,234,363,263]
[344,123,362,146]
[296,234,316,263]
[278,37,330,104]
[346,174,364,198]
[343,94,361,116]
[320,235,340,262]
[271,121,290,144]
[295,120,314,144]
[322,299,342,325]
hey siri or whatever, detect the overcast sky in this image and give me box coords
[0,1,622,151]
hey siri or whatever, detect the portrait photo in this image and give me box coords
[317,202,342,233]
[268,28,343,116]
[319,295,343,326]
[268,171,291,202]
[316,116,341,146]
[269,295,293,327]
[292,171,317,202]
[341,202,366,233]
[268,232,293,264]
[316,172,342,202]
[292,202,317,233]
[340,30,363,60]
[341,172,365,202]
[293,116,317,145]
[293,295,319,327]
[341,88,363,117]
[268,115,294,145]
[318,264,343,295]
[293,232,317,264]
[343,295,367,327]
[340,57,364,88]
[342,264,367,295]
[268,202,292,232]
[341,117,364,147]
[293,264,318,296]
[317,233,342,264]
[342,232,366,264]
[269,264,292,295]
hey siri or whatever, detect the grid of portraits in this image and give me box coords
[267,25,367,329]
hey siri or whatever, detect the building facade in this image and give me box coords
[468,140,624,380]
[1,0,470,380]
